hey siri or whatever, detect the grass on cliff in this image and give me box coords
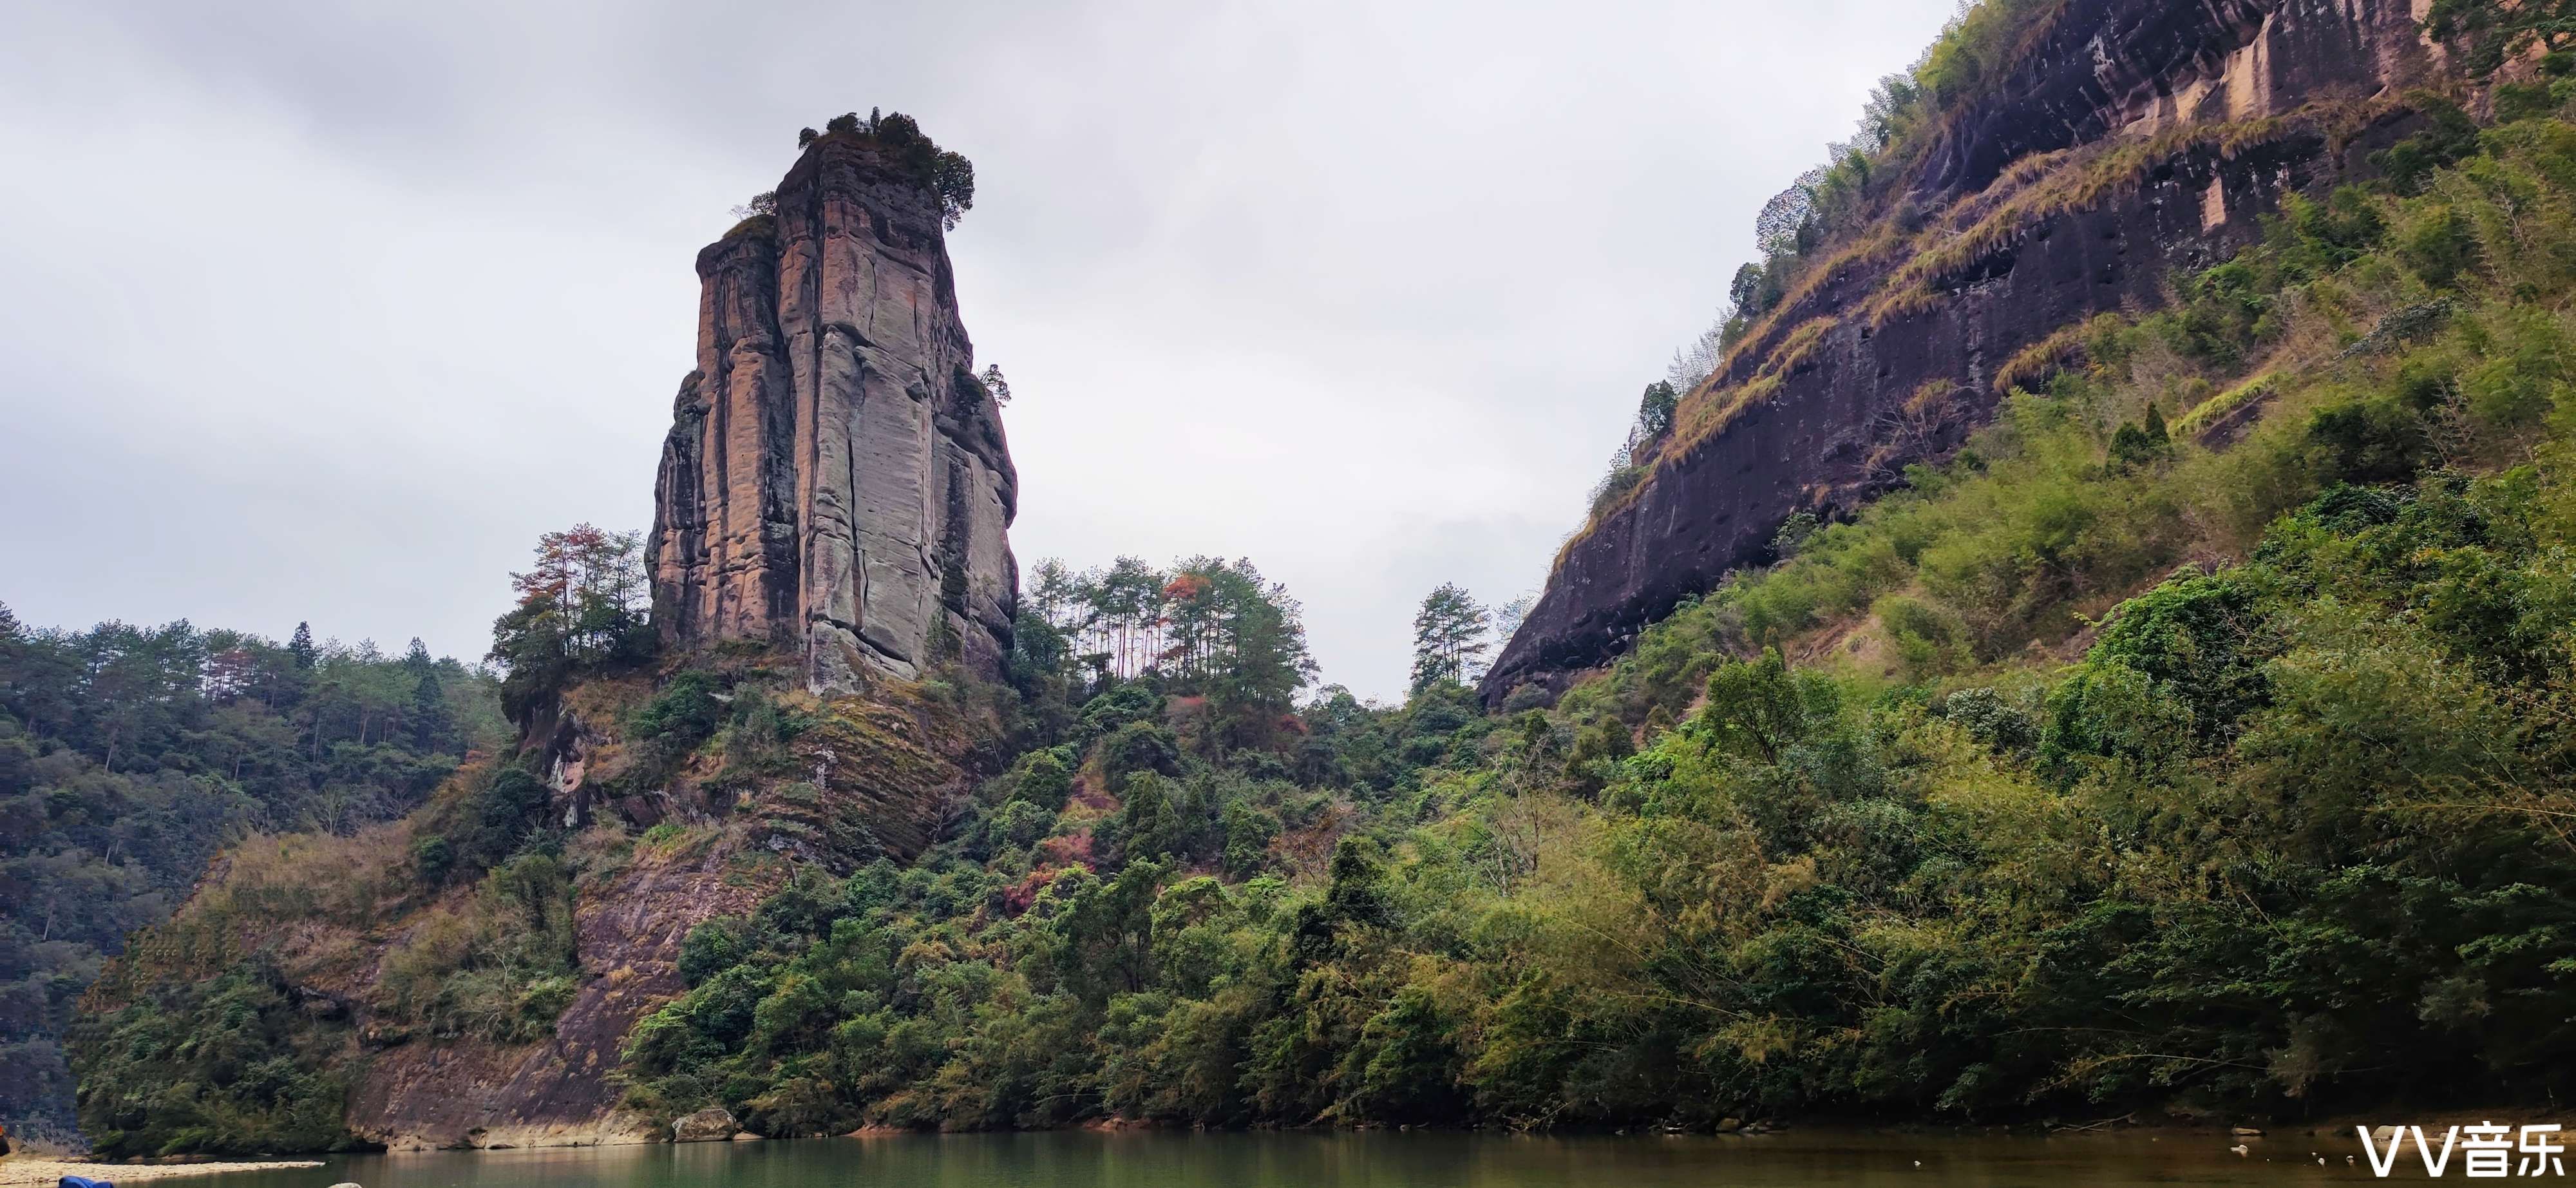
[1565,95,2418,560]
[64,65,2576,1153]
[583,100,2576,1137]
[69,758,615,1155]
[65,633,1018,1154]
[0,621,504,1148]
[1602,110,2576,693]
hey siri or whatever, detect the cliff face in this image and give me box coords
[73,136,1025,1155]
[649,134,1018,691]
[345,684,980,1151]
[1483,0,2436,701]
[344,838,763,1152]
[77,673,994,1153]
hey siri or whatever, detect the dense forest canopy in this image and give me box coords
[51,0,2576,1154]
[0,609,502,1145]
[1017,557,1321,754]
[583,98,2576,1133]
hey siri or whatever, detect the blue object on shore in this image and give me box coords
[61,1176,115,1188]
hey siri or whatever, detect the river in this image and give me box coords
[184,1129,2380,1188]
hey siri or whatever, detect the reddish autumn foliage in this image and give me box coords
[999,865,1074,915]
[1037,830,1096,868]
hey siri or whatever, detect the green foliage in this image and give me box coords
[1588,464,1647,517]
[1660,0,2068,402]
[411,834,453,882]
[2153,259,2275,365]
[373,851,582,1044]
[2043,566,2273,768]
[418,765,556,881]
[1770,510,1823,559]
[1637,380,1680,436]
[2426,0,2576,78]
[1564,714,1634,796]
[589,100,2576,1137]
[2106,403,2172,470]
[2458,305,2573,425]
[71,958,359,1156]
[2305,396,2433,486]
[634,670,723,749]
[2273,186,2388,278]
[1697,648,1814,763]
[1100,721,1182,784]
[1874,593,1971,680]
[1408,582,1491,693]
[487,524,653,725]
[73,30,2576,1153]
[1915,0,2060,108]
[2494,79,2567,125]
[2396,200,2479,287]
[2374,94,2484,193]
[1,617,497,1137]
[1005,749,1074,812]
[1022,555,1317,756]
[814,110,976,230]
[679,917,750,988]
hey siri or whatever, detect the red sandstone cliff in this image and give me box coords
[649,132,1018,691]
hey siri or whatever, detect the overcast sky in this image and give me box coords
[0,0,1957,702]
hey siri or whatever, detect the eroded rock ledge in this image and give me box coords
[1482,0,2434,702]
[648,133,1018,691]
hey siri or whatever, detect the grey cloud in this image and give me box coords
[0,0,1958,698]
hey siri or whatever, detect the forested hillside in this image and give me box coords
[0,610,502,1146]
[564,81,2576,1138]
[61,0,2576,1153]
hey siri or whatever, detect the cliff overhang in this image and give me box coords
[1482,0,2436,704]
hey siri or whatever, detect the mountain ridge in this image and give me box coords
[59,0,2576,1153]
[1483,0,2436,702]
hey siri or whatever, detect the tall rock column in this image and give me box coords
[648,132,1018,690]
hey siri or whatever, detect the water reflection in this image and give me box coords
[195,1129,2369,1188]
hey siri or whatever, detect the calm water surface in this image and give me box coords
[201,1131,2396,1188]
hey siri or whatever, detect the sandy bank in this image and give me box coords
[1,1160,323,1186]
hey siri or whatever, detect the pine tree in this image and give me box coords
[1410,583,1491,693]
[2109,403,2172,470]
[1638,381,1680,437]
[288,621,317,669]
[504,524,648,662]
[1197,560,1315,746]
[412,666,451,753]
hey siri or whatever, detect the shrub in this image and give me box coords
[411,835,453,883]
[1007,749,1074,812]
[634,671,724,749]
[2305,398,2431,486]
[679,918,750,987]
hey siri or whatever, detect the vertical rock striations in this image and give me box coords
[649,133,1017,691]
[1482,0,2434,702]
